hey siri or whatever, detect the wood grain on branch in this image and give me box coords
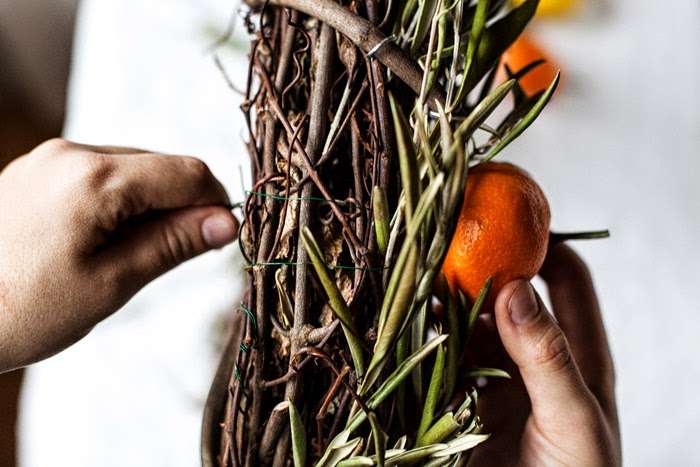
[249,0,445,107]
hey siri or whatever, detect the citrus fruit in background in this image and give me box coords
[499,33,561,96]
[513,0,582,17]
[442,162,550,307]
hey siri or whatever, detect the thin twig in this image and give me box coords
[248,0,445,107]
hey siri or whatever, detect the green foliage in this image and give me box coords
[224,0,563,464]
[313,1,558,462]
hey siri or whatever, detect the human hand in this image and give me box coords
[467,244,620,466]
[0,139,238,373]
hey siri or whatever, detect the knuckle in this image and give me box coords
[183,156,213,187]
[36,137,74,154]
[160,223,196,268]
[76,157,136,230]
[81,154,117,190]
[534,326,573,373]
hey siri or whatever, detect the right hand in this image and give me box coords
[0,139,238,373]
[468,244,621,466]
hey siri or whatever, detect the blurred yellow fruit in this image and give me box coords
[512,0,581,17]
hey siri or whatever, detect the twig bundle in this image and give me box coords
[202,1,558,465]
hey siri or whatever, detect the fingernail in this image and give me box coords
[202,213,237,248]
[508,281,539,325]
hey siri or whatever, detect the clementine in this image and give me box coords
[499,34,560,97]
[441,162,550,307]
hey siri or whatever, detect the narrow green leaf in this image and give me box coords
[497,89,543,133]
[412,0,440,56]
[432,433,491,457]
[323,78,354,155]
[365,175,445,394]
[467,277,492,338]
[348,334,448,433]
[302,227,365,378]
[466,367,511,379]
[365,246,418,394]
[410,301,428,403]
[417,343,446,440]
[387,444,446,464]
[288,401,306,467]
[337,457,374,467]
[417,412,461,447]
[425,3,448,98]
[317,430,352,467]
[550,230,610,243]
[451,79,515,151]
[317,437,363,467]
[368,412,387,467]
[483,72,560,162]
[444,293,460,403]
[395,330,409,430]
[437,102,454,168]
[460,0,539,94]
[455,389,478,426]
[413,106,438,177]
[401,0,420,31]
[451,0,490,108]
[373,186,391,258]
[339,445,450,467]
[390,94,419,221]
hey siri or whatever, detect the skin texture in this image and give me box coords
[442,162,550,305]
[0,139,238,373]
[467,244,621,466]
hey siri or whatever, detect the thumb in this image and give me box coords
[494,280,597,427]
[111,206,238,288]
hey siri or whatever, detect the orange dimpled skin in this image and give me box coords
[441,162,550,307]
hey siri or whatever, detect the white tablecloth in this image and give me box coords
[18,0,700,465]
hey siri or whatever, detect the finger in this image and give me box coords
[103,153,230,218]
[494,280,601,429]
[540,243,617,421]
[101,206,239,296]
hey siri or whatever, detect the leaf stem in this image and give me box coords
[550,230,611,244]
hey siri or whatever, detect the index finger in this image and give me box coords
[105,153,230,215]
[539,243,617,421]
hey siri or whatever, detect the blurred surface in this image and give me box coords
[0,0,78,130]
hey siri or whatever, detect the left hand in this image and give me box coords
[0,139,238,373]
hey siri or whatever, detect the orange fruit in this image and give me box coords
[441,162,550,307]
[499,34,560,96]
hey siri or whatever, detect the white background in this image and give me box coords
[522,2,700,464]
[17,0,700,466]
